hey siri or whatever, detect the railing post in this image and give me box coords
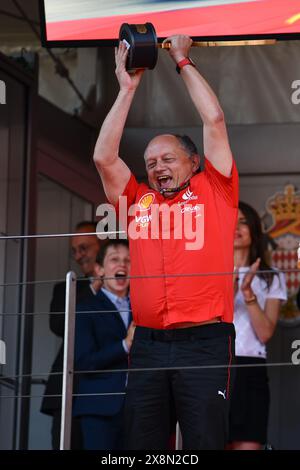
[175,422,182,450]
[60,271,77,450]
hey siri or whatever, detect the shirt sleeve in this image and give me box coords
[115,173,140,215]
[204,158,239,208]
[266,271,288,301]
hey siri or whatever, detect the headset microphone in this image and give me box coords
[159,180,190,195]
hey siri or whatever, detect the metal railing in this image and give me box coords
[0,231,300,450]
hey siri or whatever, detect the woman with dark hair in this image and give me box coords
[228,201,287,450]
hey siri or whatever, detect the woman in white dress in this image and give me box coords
[228,201,287,450]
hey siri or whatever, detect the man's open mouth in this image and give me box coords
[157,175,172,189]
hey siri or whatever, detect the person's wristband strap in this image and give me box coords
[176,57,196,74]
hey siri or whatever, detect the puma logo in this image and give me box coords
[218,390,226,399]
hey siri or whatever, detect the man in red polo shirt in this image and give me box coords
[93,35,238,450]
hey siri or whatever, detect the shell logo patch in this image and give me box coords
[138,193,155,211]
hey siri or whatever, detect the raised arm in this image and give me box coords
[93,43,144,205]
[239,260,282,343]
[164,36,233,177]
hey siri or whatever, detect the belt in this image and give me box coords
[135,323,235,342]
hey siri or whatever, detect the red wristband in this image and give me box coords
[176,57,196,74]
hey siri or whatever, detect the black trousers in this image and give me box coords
[125,322,235,450]
[229,356,270,444]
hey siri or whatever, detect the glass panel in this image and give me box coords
[0,69,27,450]
[240,174,300,450]
[28,175,92,449]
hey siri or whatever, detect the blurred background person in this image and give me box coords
[73,239,134,450]
[228,201,287,450]
[40,221,101,449]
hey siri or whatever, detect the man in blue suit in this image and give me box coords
[41,221,101,449]
[73,239,134,450]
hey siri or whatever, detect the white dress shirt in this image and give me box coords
[234,268,287,358]
[101,287,130,353]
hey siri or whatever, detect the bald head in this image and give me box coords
[144,134,200,197]
[71,223,101,276]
